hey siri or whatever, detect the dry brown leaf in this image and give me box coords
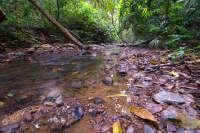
[129,106,157,122]
[113,121,123,133]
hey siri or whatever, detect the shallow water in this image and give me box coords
[0,52,101,114]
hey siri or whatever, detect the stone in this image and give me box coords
[153,91,185,105]
[161,106,178,120]
[176,128,200,133]
[126,125,135,133]
[0,123,20,133]
[102,77,113,85]
[117,66,127,77]
[71,81,82,89]
[101,124,111,132]
[167,122,177,132]
[144,124,156,133]
[93,97,104,105]
[23,112,32,122]
[186,106,197,119]
[146,103,163,114]
[89,108,105,117]
[55,95,64,107]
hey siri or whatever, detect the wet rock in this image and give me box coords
[47,89,61,99]
[153,91,185,105]
[126,125,135,133]
[146,103,163,114]
[93,97,104,105]
[89,108,105,117]
[102,77,113,85]
[0,123,20,133]
[183,94,195,105]
[144,124,156,133]
[71,81,82,89]
[66,106,84,126]
[44,101,54,106]
[167,122,177,132]
[55,95,64,107]
[186,106,197,119]
[117,65,127,77]
[48,106,84,128]
[176,128,200,133]
[101,124,111,132]
[23,112,32,122]
[161,106,178,120]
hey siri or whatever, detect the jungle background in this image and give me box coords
[0,0,200,52]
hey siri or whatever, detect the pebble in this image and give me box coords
[153,91,185,104]
[93,97,104,105]
[23,112,32,122]
[0,123,20,133]
[146,102,163,114]
[71,81,82,89]
[102,77,113,85]
[144,124,156,133]
[161,106,178,120]
[126,125,134,133]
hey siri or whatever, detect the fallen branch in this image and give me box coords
[28,0,86,50]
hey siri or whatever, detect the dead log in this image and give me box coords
[28,0,86,49]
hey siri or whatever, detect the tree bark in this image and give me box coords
[56,0,60,20]
[28,0,86,49]
[0,9,6,23]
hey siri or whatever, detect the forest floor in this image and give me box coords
[0,43,200,133]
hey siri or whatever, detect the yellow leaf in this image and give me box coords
[113,121,122,133]
[169,71,179,78]
[107,93,127,98]
[176,114,200,129]
[150,59,158,65]
[71,71,80,76]
[129,106,157,122]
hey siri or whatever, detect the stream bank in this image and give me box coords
[0,43,200,133]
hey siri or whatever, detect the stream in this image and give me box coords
[0,50,101,115]
[0,44,199,133]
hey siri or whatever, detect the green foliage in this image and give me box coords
[168,47,185,62]
[1,0,117,43]
[119,0,200,49]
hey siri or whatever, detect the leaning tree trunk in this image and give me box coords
[28,0,86,49]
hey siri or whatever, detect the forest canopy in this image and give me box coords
[0,0,200,50]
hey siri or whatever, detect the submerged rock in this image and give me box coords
[93,97,105,105]
[161,106,178,120]
[126,125,135,133]
[102,77,113,85]
[71,81,82,89]
[153,91,185,105]
[176,128,200,133]
[0,123,20,133]
[146,102,163,114]
[117,64,127,77]
[144,124,156,133]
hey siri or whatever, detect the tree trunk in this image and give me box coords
[28,0,86,49]
[56,0,60,20]
[0,9,6,23]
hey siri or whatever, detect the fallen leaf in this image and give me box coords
[107,93,127,98]
[7,93,14,97]
[129,106,157,122]
[0,101,5,108]
[113,121,122,133]
[176,114,200,129]
[150,59,158,65]
[169,71,179,78]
